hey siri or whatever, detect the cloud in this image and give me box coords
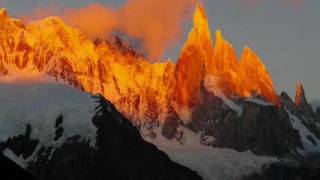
[21,0,197,61]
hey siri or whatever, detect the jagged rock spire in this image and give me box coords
[239,46,280,105]
[212,30,238,73]
[295,82,307,107]
[294,82,315,118]
[214,29,228,54]
[174,4,213,113]
[187,4,212,47]
[0,8,8,17]
[180,4,213,64]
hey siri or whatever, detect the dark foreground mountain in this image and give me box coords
[0,83,202,180]
[0,154,35,180]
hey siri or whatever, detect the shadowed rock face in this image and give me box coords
[242,160,320,180]
[281,92,296,113]
[240,102,299,155]
[0,125,39,159]
[1,96,202,180]
[187,84,301,157]
[162,114,180,140]
[316,108,320,122]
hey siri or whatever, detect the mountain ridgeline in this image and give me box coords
[1,4,320,180]
[0,5,278,125]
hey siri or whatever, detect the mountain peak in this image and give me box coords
[28,16,71,32]
[212,29,238,71]
[40,16,66,25]
[240,47,256,68]
[0,8,8,18]
[242,45,254,55]
[240,46,263,66]
[193,4,208,30]
[240,46,280,106]
[186,4,212,47]
[214,29,223,49]
[174,4,212,113]
[213,29,231,56]
[295,81,306,106]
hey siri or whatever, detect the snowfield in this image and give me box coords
[0,82,98,157]
[144,127,278,180]
[245,98,274,106]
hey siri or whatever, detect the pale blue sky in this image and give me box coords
[1,0,319,102]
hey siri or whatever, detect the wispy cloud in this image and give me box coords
[21,0,198,61]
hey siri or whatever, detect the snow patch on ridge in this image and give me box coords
[245,98,273,106]
[144,127,277,180]
[3,149,28,169]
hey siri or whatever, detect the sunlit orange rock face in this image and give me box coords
[175,4,279,110]
[174,5,212,114]
[0,5,279,123]
[0,8,173,123]
[239,47,280,106]
[295,82,304,106]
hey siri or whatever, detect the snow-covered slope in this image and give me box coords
[0,82,98,163]
[144,127,277,180]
